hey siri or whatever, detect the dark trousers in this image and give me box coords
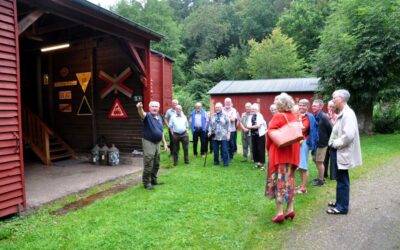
[324,147,338,180]
[142,139,160,186]
[251,134,266,164]
[228,131,237,160]
[205,131,213,153]
[331,149,350,213]
[172,132,189,165]
[213,140,229,166]
[168,130,173,155]
[192,128,206,156]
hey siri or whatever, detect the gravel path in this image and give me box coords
[286,157,400,250]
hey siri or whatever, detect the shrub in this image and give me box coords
[373,101,400,133]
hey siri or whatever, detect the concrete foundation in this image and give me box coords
[24,158,143,208]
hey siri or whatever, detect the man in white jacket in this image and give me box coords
[326,89,362,214]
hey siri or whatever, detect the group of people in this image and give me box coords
[136,89,362,223]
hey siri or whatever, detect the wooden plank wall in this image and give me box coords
[149,53,173,114]
[0,0,26,217]
[51,44,94,150]
[95,37,143,152]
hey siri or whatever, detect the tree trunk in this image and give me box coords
[355,102,373,135]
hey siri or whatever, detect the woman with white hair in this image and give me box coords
[326,89,362,214]
[247,103,267,170]
[266,93,300,223]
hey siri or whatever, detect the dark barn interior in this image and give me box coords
[17,0,159,164]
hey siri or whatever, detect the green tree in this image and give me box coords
[234,0,278,43]
[314,0,400,134]
[278,0,332,63]
[183,4,231,64]
[112,0,187,85]
[246,28,307,79]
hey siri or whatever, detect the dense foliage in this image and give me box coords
[314,0,400,133]
[111,0,400,133]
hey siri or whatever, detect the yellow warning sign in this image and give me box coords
[76,72,91,93]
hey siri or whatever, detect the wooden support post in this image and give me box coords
[18,10,44,35]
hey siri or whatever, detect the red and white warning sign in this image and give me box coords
[108,98,128,119]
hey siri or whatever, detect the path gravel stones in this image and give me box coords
[286,157,400,250]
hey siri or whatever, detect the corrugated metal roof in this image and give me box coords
[208,78,319,94]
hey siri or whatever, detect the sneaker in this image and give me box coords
[312,179,325,186]
[296,187,307,194]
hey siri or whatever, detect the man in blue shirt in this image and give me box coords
[190,102,207,158]
[169,105,189,166]
[137,101,169,190]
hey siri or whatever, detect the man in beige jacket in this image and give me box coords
[326,89,362,214]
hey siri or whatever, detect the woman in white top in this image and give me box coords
[247,103,267,170]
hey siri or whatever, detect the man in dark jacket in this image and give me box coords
[312,99,332,186]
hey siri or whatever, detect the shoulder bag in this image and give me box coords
[268,113,303,148]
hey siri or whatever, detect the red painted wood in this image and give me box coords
[0,133,17,140]
[0,29,15,40]
[0,22,14,33]
[0,205,18,217]
[0,118,18,126]
[0,174,21,186]
[0,73,17,82]
[0,167,20,179]
[0,7,13,17]
[0,103,17,110]
[0,161,20,171]
[0,36,15,47]
[0,59,15,67]
[0,182,21,194]
[0,189,22,202]
[0,111,18,118]
[0,14,13,25]
[0,51,16,61]
[0,89,17,97]
[0,66,16,75]
[0,125,18,133]
[210,92,315,125]
[0,97,18,103]
[127,42,146,77]
[0,147,18,156]
[0,1,13,10]
[0,197,23,210]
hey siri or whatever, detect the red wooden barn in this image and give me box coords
[0,0,173,217]
[208,78,319,122]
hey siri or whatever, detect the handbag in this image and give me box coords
[268,113,303,148]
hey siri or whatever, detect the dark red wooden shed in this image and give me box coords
[208,78,319,123]
[149,50,174,114]
[0,0,172,217]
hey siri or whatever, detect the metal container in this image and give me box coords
[99,145,109,165]
[107,144,120,166]
[91,144,100,165]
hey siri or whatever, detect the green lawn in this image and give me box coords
[0,134,399,249]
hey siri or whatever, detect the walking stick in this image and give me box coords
[203,150,208,167]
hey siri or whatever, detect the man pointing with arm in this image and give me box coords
[137,101,169,190]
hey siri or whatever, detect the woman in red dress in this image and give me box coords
[266,93,300,223]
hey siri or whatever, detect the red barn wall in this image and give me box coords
[0,0,26,217]
[210,92,314,124]
[149,53,172,114]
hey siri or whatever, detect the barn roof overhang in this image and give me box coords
[208,78,320,95]
[17,0,163,43]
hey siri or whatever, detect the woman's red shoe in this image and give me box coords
[284,211,296,221]
[271,214,285,223]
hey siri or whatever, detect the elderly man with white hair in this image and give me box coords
[240,102,253,162]
[164,99,179,156]
[169,105,189,166]
[137,101,169,190]
[223,97,240,162]
[326,89,362,215]
[190,102,207,158]
[208,102,230,167]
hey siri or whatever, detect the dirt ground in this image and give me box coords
[286,157,400,250]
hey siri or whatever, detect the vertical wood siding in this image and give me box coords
[210,93,315,124]
[0,0,26,217]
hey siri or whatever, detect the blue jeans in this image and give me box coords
[213,140,229,166]
[332,149,350,213]
[228,131,237,160]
